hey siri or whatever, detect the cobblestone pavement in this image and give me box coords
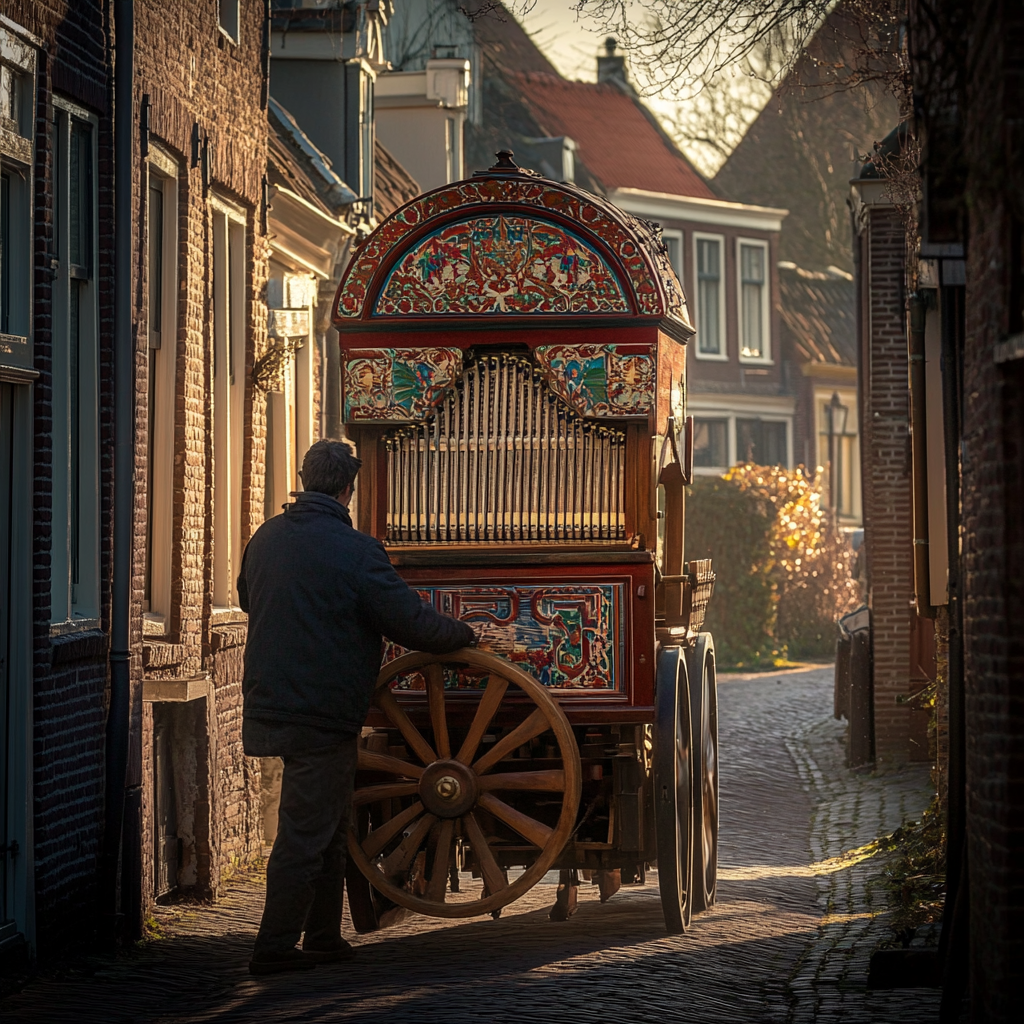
[4,666,942,1023]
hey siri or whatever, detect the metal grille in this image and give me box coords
[385,353,626,543]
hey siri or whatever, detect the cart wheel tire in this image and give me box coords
[654,645,694,934]
[348,648,582,919]
[688,633,719,913]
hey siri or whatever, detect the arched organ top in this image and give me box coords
[333,155,693,330]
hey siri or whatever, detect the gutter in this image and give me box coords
[100,0,134,943]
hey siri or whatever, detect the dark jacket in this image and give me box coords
[237,491,474,755]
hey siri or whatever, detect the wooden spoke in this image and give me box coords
[376,688,437,766]
[352,782,420,806]
[381,812,438,877]
[426,663,450,759]
[362,801,426,860]
[425,819,455,903]
[462,812,508,898]
[472,707,551,775]
[477,792,553,848]
[478,770,566,793]
[455,676,509,765]
[358,748,424,779]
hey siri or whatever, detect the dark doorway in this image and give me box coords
[152,704,180,899]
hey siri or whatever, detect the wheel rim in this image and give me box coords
[655,646,693,932]
[348,648,582,919]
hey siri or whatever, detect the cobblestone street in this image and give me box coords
[3,666,941,1023]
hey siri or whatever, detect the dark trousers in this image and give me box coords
[254,738,359,955]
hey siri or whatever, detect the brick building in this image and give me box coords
[0,0,423,963]
[904,0,1024,1017]
[850,157,933,764]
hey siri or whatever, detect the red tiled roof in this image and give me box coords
[510,71,715,199]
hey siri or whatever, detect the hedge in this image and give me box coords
[685,464,860,668]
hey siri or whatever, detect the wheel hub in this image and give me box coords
[419,759,478,818]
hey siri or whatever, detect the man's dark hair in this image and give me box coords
[299,439,362,497]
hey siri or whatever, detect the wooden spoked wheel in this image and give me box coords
[689,633,719,913]
[654,645,694,934]
[348,648,582,919]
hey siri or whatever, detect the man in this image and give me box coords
[238,439,475,975]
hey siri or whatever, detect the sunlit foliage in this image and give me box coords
[687,463,860,666]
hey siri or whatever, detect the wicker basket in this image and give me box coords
[684,558,716,635]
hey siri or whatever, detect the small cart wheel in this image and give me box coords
[654,645,694,934]
[348,649,582,919]
[688,633,719,913]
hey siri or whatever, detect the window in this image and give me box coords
[693,418,728,469]
[738,239,770,362]
[51,102,100,624]
[211,199,246,610]
[660,228,683,283]
[693,233,725,359]
[736,418,787,466]
[218,0,240,43]
[145,150,179,631]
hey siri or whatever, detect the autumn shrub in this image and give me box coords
[686,464,860,667]
[683,474,777,667]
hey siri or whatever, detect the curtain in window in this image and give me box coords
[697,239,721,355]
[740,244,764,358]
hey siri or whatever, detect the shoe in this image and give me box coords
[249,948,318,975]
[302,937,357,963]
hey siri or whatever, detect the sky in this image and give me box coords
[514,0,775,177]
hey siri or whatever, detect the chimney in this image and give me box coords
[597,37,630,92]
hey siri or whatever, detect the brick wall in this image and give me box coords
[131,0,270,913]
[859,204,917,762]
[2,0,116,956]
[3,0,275,955]
[958,1,1024,1005]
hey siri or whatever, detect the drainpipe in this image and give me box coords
[907,293,934,618]
[100,0,134,943]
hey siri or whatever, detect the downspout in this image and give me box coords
[907,293,934,618]
[100,0,134,942]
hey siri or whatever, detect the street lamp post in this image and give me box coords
[827,391,849,515]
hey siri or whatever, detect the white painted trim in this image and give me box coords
[691,231,727,361]
[736,237,772,365]
[209,191,247,223]
[609,187,787,232]
[687,393,796,416]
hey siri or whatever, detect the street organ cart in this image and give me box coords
[333,153,718,934]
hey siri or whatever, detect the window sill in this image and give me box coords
[143,612,167,637]
[739,356,774,367]
[693,350,729,362]
[50,617,101,637]
[211,606,246,626]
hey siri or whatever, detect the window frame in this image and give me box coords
[144,145,180,633]
[736,236,772,365]
[0,29,35,368]
[660,227,684,285]
[50,97,101,628]
[210,193,247,613]
[691,231,727,361]
[218,0,240,44]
